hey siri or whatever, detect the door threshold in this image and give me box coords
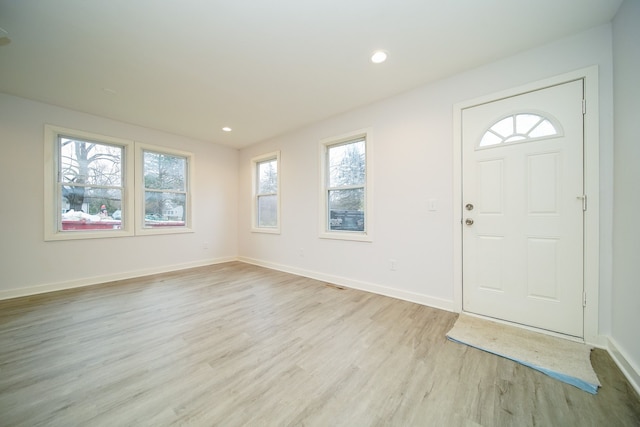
[461,311,585,344]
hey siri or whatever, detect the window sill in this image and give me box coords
[135,226,194,236]
[45,228,134,241]
[319,231,372,242]
[251,227,281,235]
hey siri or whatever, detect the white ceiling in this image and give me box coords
[0,0,622,149]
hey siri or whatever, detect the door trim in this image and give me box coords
[452,66,603,346]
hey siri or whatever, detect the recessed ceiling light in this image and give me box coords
[222,127,232,132]
[370,50,388,64]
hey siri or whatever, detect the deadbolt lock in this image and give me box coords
[465,203,474,211]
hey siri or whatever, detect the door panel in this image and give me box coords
[462,80,584,337]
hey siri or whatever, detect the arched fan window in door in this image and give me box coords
[479,113,561,147]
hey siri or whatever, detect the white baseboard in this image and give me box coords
[608,337,640,398]
[4,255,637,398]
[238,258,640,397]
[238,256,456,312]
[0,256,238,301]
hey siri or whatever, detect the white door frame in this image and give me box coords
[452,66,603,346]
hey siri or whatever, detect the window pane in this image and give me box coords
[144,191,186,227]
[328,188,364,231]
[328,140,365,188]
[60,138,123,186]
[60,186,122,231]
[515,114,542,135]
[257,159,278,194]
[490,117,514,138]
[504,135,527,143]
[529,119,557,138]
[479,132,502,147]
[144,151,186,191]
[257,195,277,227]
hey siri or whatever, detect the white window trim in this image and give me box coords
[251,151,281,234]
[44,125,135,241]
[134,143,194,236]
[318,128,373,242]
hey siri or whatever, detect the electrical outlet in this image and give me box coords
[203,242,209,250]
[298,248,304,257]
[389,259,397,271]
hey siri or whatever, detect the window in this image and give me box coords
[251,151,280,233]
[319,129,373,241]
[44,125,134,240]
[136,144,192,235]
[45,126,193,240]
[479,113,560,148]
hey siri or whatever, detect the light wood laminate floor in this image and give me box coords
[1,262,639,426]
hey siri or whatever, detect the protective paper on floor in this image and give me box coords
[446,314,600,394]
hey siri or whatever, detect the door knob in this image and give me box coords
[465,218,474,225]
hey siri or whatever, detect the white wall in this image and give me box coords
[0,13,634,388]
[238,25,615,319]
[612,0,640,389]
[0,93,239,298]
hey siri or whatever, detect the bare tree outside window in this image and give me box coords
[58,137,123,230]
[327,139,366,231]
[256,158,278,228]
[143,151,187,227]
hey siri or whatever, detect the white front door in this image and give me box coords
[462,80,585,337]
